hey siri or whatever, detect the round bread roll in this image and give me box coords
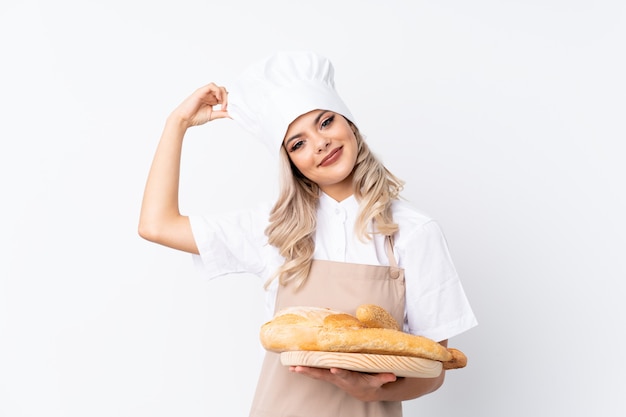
[356,304,400,330]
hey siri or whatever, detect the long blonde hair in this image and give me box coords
[264,124,405,288]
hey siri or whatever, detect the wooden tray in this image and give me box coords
[280,351,442,378]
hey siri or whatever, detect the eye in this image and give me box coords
[289,139,305,152]
[320,115,335,129]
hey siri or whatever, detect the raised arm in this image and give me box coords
[138,83,229,254]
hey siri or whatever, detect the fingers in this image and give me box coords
[190,82,229,122]
[169,82,230,127]
[199,83,228,107]
[289,366,330,380]
[211,84,229,121]
[291,366,397,386]
[329,367,351,379]
[210,109,231,120]
[330,368,397,385]
[290,366,396,402]
[220,85,229,110]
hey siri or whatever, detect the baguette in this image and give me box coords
[317,327,452,362]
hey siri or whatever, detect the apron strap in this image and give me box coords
[385,235,398,268]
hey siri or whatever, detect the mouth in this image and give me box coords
[319,146,343,167]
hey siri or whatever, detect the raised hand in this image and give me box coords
[168,82,230,127]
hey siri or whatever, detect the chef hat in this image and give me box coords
[228,51,355,155]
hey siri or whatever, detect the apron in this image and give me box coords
[249,238,406,417]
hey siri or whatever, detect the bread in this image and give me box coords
[356,304,400,330]
[442,348,468,370]
[317,327,452,362]
[259,304,467,368]
[259,306,341,352]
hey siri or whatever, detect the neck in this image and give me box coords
[320,175,354,202]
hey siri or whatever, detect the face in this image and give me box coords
[283,110,358,201]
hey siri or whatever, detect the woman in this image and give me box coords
[139,51,477,416]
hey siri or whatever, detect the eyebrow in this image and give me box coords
[284,110,330,147]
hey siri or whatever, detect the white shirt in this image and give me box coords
[189,193,477,341]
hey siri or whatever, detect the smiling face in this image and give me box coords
[283,110,358,201]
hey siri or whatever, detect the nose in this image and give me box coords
[316,136,331,153]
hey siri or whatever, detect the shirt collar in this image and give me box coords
[318,191,359,213]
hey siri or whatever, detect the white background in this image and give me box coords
[1,1,625,416]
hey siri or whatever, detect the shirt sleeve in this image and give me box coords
[188,202,279,280]
[400,220,478,342]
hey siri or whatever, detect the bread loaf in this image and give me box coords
[259,306,344,352]
[259,304,467,368]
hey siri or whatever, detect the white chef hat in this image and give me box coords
[228,51,355,155]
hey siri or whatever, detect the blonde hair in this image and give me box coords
[264,124,405,288]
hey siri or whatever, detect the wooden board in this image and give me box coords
[280,351,442,378]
